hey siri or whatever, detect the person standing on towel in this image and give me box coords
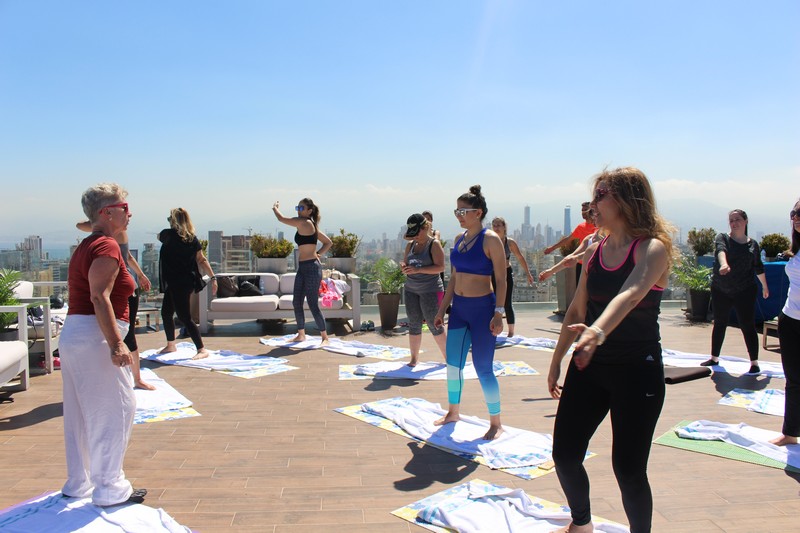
[490,216,535,338]
[547,167,674,533]
[76,221,155,390]
[770,199,800,447]
[273,198,333,346]
[400,213,447,367]
[158,207,217,359]
[700,209,769,374]
[60,183,147,506]
[433,185,507,440]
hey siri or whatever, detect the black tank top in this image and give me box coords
[294,220,317,246]
[585,236,664,364]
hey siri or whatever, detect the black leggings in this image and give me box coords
[123,288,139,352]
[490,266,515,324]
[553,353,664,533]
[294,259,326,333]
[161,285,204,349]
[711,285,759,360]
[779,313,800,437]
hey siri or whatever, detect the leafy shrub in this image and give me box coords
[250,234,294,258]
[329,229,360,258]
[0,269,22,331]
[760,233,790,259]
[687,227,716,256]
[673,254,712,292]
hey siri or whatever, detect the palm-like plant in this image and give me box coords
[0,269,23,331]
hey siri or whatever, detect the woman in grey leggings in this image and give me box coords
[272,198,333,346]
[400,214,447,366]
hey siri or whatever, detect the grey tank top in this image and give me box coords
[404,238,444,294]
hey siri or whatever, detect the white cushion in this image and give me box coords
[278,294,343,311]
[279,273,296,294]
[12,281,34,299]
[210,295,279,312]
[259,274,280,295]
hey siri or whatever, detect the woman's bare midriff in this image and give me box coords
[453,271,494,297]
[296,242,318,262]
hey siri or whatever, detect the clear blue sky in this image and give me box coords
[1,1,798,250]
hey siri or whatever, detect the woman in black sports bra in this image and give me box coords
[547,167,675,533]
[272,198,332,346]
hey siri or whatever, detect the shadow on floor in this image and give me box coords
[393,441,478,491]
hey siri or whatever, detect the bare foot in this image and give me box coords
[556,522,594,533]
[482,425,504,440]
[158,343,177,354]
[408,357,418,368]
[191,348,209,360]
[319,338,330,347]
[769,435,798,446]
[434,413,460,426]
[135,380,157,391]
[291,334,306,343]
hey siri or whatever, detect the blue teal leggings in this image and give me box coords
[445,293,500,415]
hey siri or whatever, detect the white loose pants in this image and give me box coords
[60,315,135,506]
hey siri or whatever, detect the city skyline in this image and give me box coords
[2,2,798,247]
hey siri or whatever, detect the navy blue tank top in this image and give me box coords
[585,236,664,363]
[451,229,493,276]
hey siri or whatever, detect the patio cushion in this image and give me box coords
[278,294,344,311]
[210,295,279,312]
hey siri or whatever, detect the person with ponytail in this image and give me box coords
[433,185,507,440]
[273,198,332,346]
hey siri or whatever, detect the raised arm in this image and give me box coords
[272,201,305,228]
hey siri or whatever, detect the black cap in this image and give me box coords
[405,213,426,238]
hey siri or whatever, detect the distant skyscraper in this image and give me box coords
[563,205,571,236]
[524,205,531,226]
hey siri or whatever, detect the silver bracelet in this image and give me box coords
[588,324,606,345]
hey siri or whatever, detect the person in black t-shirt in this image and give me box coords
[700,209,769,374]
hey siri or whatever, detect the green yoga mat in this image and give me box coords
[654,421,800,473]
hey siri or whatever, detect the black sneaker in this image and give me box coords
[746,365,761,375]
[699,359,718,367]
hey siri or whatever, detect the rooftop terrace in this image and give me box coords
[0,306,796,532]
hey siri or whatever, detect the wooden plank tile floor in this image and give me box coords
[0,307,796,532]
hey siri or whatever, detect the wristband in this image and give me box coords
[588,324,606,345]
[494,307,505,315]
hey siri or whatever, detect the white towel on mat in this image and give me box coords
[362,397,553,469]
[418,481,629,533]
[676,420,800,468]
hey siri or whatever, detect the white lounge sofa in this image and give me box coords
[0,304,30,391]
[198,272,361,334]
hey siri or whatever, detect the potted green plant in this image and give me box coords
[673,255,712,321]
[327,229,361,274]
[0,269,23,338]
[250,233,294,274]
[687,227,717,257]
[367,257,404,331]
[760,233,790,261]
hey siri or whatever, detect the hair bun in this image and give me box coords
[469,184,482,196]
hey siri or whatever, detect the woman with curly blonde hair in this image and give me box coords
[548,167,675,533]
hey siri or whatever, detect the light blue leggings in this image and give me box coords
[446,293,500,415]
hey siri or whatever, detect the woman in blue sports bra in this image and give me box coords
[547,168,674,533]
[433,184,508,440]
[272,198,333,346]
